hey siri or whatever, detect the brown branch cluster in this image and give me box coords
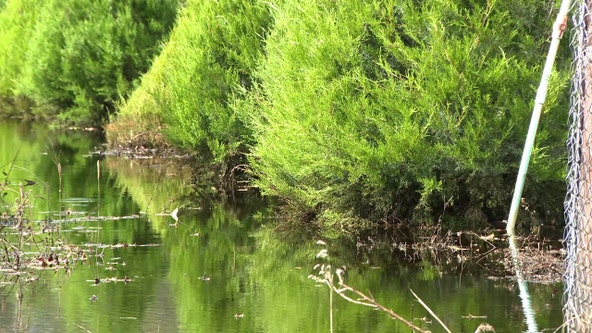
[309,243,498,333]
[309,259,429,332]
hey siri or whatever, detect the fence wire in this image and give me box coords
[565,0,592,331]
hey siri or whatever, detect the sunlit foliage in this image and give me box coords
[248,0,569,229]
[0,0,177,125]
[0,0,39,97]
[107,0,569,232]
[111,0,272,162]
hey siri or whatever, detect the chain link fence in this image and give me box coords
[565,0,592,331]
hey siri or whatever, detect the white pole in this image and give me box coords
[506,0,572,239]
[505,2,572,333]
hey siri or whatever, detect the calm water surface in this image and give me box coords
[0,121,563,332]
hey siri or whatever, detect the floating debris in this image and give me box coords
[474,323,496,333]
[234,313,245,319]
[462,314,488,319]
[171,208,179,222]
[413,316,432,324]
[82,243,160,249]
[49,214,142,224]
[88,276,132,284]
[89,295,98,302]
[316,249,328,259]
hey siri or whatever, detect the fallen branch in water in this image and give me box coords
[310,242,498,333]
[309,247,429,333]
[410,288,451,333]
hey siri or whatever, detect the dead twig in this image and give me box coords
[410,288,452,333]
[462,313,488,319]
[310,248,429,333]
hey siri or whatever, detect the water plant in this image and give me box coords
[0,159,78,272]
[0,181,30,269]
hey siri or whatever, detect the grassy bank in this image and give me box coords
[107,0,570,235]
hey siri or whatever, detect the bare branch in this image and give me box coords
[310,265,429,333]
[410,288,452,333]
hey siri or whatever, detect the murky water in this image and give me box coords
[0,121,564,332]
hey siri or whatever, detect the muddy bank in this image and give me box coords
[343,227,564,284]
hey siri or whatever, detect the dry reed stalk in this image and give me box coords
[310,263,429,333]
[410,288,451,333]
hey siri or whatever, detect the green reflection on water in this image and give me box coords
[0,121,564,333]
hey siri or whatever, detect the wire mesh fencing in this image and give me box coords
[565,0,592,331]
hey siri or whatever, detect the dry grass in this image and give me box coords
[105,113,170,149]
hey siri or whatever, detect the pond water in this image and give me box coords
[0,120,564,333]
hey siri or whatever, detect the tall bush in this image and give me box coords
[110,0,272,162]
[250,0,569,230]
[14,0,177,125]
[0,0,38,96]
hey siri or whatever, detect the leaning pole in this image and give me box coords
[503,1,569,332]
[565,0,592,330]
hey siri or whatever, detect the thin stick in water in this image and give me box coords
[409,288,452,333]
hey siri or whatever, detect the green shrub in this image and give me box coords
[111,0,272,162]
[157,0,271,160]
[0,0,39,97]
[249,0,569,230]
[13,0,177,125]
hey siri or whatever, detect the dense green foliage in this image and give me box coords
[107,0,569,232]
[0,0,573,231]
[248,0,569,230]
[0,0,177,125]
[112,0,271,161]
[0,0,38,97]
